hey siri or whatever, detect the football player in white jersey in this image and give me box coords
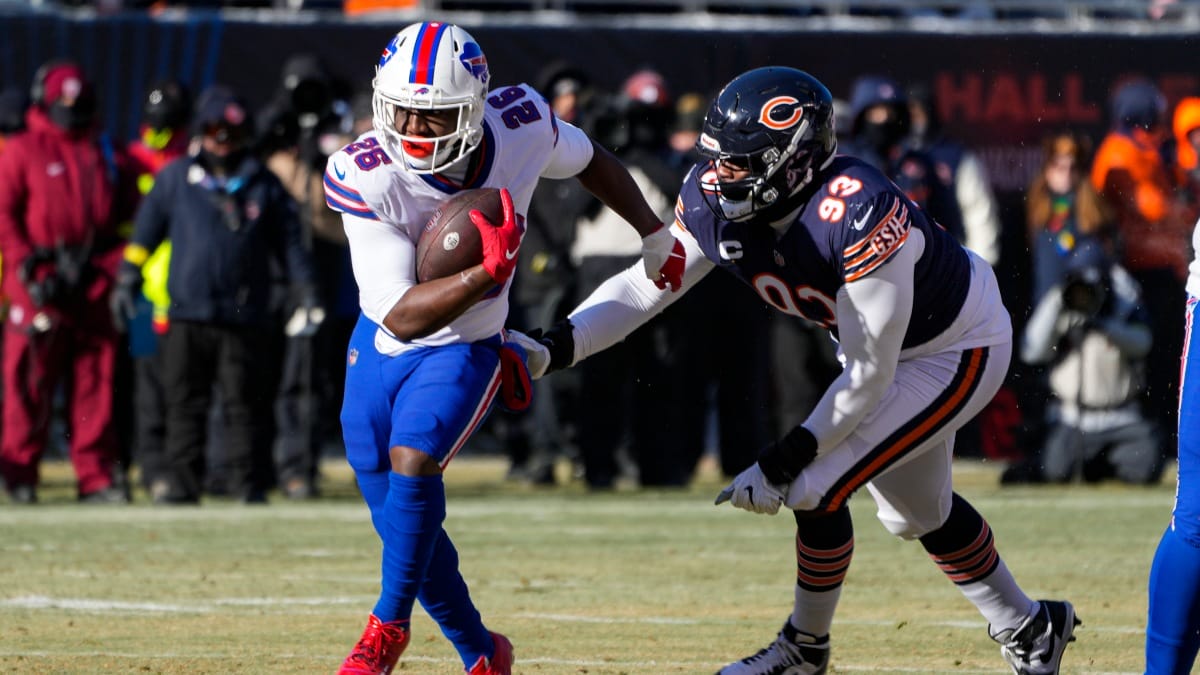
[514,67,1079,675]
[323,21,685,675]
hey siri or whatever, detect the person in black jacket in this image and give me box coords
[112,85,317,504]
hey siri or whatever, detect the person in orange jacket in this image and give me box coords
[1091,77,1190,466]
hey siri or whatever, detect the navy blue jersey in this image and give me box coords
[676,155,971,348]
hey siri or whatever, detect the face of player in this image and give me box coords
[393,106,460,158]
[714,156,752,183]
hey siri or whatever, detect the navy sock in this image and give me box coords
[372,473,445,623]
[1147,524,1200,673]
[419,530,494,666]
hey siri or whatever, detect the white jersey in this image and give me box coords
[1189,218,1200,298]
[324,83,594,355]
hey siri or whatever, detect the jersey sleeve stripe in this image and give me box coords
[844,228,909,282]
[843,198,902,257]
[323,174,379,219]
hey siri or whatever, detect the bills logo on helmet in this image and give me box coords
[379,34,401,68]
[459,42,489,84]
[759,96,802,130]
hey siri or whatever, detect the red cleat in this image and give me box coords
[465,632,514,675]
[337,614,410,675]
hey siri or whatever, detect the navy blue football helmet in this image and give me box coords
[696,67,837,221]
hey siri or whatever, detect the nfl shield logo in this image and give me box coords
[348,348,358,366]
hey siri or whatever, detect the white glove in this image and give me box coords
[641,224,686,291]
[505,329,551,379]
[284,305,326,338]
[717,463,787,515]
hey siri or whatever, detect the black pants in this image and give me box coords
[161,320,272,500]
[133,348,167,489]
[665,272,775,478]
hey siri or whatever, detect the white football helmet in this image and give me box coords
[372,22,490,174]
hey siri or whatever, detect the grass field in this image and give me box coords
[0,455,1172,674]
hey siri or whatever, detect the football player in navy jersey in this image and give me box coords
[323,21,685,675]
[513,67,1079,675]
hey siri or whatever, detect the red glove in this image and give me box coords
[470,187,523,284]
[641,224,686,292]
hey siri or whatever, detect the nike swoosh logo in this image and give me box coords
[505,247,518,260]
[850,205,874,231]
[334,164,346,180]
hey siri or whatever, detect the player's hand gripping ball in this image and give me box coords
[416,187,506,282]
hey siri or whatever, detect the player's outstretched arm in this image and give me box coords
[574,140,686,290]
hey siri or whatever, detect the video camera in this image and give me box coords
[1061,265,1109,317]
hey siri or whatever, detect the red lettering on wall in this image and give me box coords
[936,73,981,122]
[934,71,1102,125]
[1063,74,1101,123]
[1027,74,1065,123]
[985,73,1026,122]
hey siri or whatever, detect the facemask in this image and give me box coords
[200,147,247,174]
[859,119,906,156]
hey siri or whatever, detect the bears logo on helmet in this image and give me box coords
[696,67,837,222]
[760,96,803,130]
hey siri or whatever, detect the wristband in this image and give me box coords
[758,425,818,485]
[540,319,575,373]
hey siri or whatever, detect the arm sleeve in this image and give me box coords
[801,228,921,451]
[540,117,595,180]
[956,153,1001,266]
[0,147,33,265]
[342,211,416,333]
[125,170,173,266]
[568,222,713,363]
[1096,316,1153,358]
[1020,287,1066,365]
[276,184,316,286]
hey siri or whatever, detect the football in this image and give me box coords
[415,188,502,283]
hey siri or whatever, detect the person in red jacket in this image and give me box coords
[0,61,135,504]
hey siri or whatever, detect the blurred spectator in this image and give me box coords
[123,78,192,496]
[112,85,317,504]
[1171,96,1200,227]
[0,86,25,478]
[0,61,135,504]
[1026,131,1114,304]
[568,68,683,487]
[258,55,357,499]
[501,63,602,485]
[1018,238,1162,484]
[668,91,706,168]
[536,61,594,128]
[842,75,965,243]
[1091,77,1188,457]
[906,81,1002,266]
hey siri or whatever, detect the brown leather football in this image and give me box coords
[415,188,501,282]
